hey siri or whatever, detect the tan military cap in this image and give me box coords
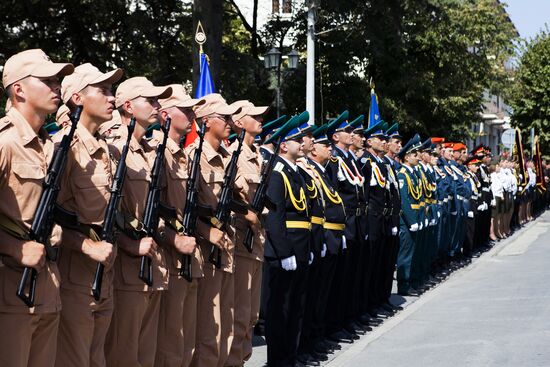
[2,49,74,88]
[159,84,205,110]
[194,93,241,118]
[231,100,269,121]
[61,63,123,103]
[115,76,172,108]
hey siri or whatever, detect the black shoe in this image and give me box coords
[342,328,360,340]
[310,351,329,361]
[313,342,332,355]
[328,331,353,344]
[384,301,403,311]
[398,288,420,297]
[297,353,320,366]
[322,338,341,350]
[379,303,396,314]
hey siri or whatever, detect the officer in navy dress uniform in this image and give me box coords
[382,123,404,309]
[263,118,312,367]
[360,120,395,318]
[323,111,367,343]
[396,134,424,296]
[307,125,348,355]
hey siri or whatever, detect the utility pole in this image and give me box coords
[306,0,316,125]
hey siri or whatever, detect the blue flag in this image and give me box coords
[368,88,381,128]
[195,53,216,98]
[186,53,216,146]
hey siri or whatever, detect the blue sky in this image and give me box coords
[503,0,549,40]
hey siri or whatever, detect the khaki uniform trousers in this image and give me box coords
[189,265,234,367]
[155,278,198,367]
[105,290,162,367]
[55,289,113,367]
[0,312,59,367]
[226,256,262,366]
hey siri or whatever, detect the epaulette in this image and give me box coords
[360,156,371,165]
[273,161,284,172]
[0,118,13,134]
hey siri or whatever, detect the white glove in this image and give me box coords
[391,227,398,236]
[309,252,314,265]
[491,198,496,207]
[281,255,297,271]
[467,211,474,218]
[484,203,489,211]
[477,204,484,211]
[342,235,347,250]
[424,219,429,227]
[410,223,419,232]
[419,222,423,230]
[321,243,327,258]
[437,211,441,218]
[430,219,436,226]
[364,234,369,241]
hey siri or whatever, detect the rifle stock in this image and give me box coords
[91,117,136,300]
[208,130,246,268]
[139,117,171,286]
[242,137,283,252]
[17,106,83,307]
[178,121,206,281]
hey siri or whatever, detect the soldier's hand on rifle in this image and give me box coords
[82,239,114,265]
[17,241,46,270]
[210,227,225,249]
[244,210,261,234]
[137,237,158,258]
[175,234,196,255]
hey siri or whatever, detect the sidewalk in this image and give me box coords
[247,212,550,366]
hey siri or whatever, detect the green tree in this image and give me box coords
[509,30,550,152]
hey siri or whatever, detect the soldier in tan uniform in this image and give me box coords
[187,93,242,367]
[153,85,204,367]
[0,49,73,367]
[103,77,172,367]
[225,100,268,366]
[53,63,122,367]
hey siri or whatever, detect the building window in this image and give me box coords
[272,0,292,14]
[282,0,292,13]
[272,0,279,13]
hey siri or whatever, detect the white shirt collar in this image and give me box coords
[311,159,326,172]
[334,145,349,158]
[280,156,298,172]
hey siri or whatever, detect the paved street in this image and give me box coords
[248,212,550,367]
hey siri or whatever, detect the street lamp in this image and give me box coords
[264,48,299,117]
[287,49,299,70]
[264,48,281,70]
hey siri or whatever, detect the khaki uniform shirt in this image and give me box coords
[107,125,168,291]
[150,131,204,278]
[185,140,239,274]
[54,124,115,299]
[229,141,265,262]
[0,108,61,314]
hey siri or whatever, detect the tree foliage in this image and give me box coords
[509,30,550,152]
[0,0,520,138]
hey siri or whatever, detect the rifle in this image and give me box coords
[241,135,284,252]
[91,117,136,300]
[178,121,206,281]
[208,129,246,268]
[139,117,171,286]
[16,106,83,307]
